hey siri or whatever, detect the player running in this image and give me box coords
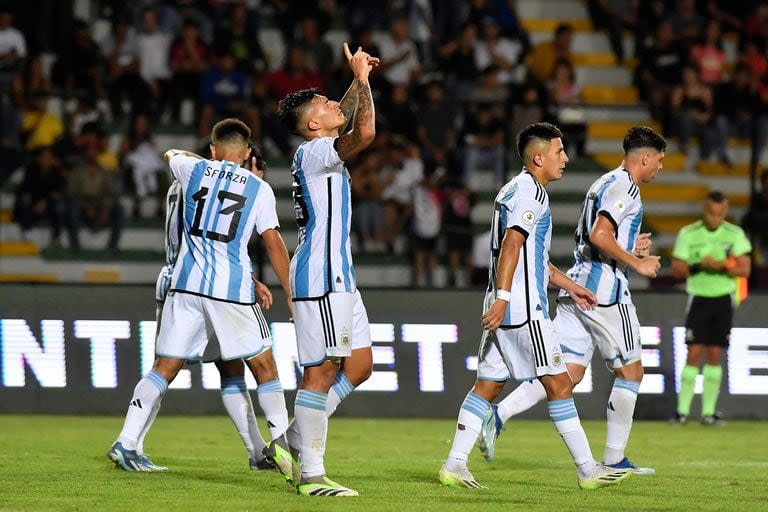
[273,43,378,497]
[438,122,632,490]
[107,119,293,473]
[476,126,664,476]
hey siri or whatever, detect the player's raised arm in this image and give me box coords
[334,43,378,161]
[482,228,524,331]
[163,148,203,163]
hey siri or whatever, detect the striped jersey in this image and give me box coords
[561,167,643,305]
[289,137,355,299]
[485,170,552,327]
[155,180,183,301]
[167,154,279,304]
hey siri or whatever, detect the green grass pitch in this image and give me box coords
[1,415,766,511]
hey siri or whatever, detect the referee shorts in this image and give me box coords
[684,294,733,347]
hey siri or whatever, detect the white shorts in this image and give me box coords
[554,298,642,370]
[156,291,272,361]
[477,319,567,382]
[293,290,371,367]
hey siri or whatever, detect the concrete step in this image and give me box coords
[518,0,589,20]
[587,121,661,139]
[576,66,633,86]
[531,31,611,55]
[581,84,638,104]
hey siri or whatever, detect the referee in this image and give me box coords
[670,191,751,425]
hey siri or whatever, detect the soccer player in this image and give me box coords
[438,122,632,490]
[670,191,751,425]
[476,126,664,475]
[274,43,378,497]
[107,118,294,472]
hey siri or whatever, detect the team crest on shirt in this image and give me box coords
[340,329,350,347]
[553,354,562,366]
[522,211,536,226]
[615,199,626,212]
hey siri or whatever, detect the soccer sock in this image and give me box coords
[677,364,699,416]
[256,379,289,440]
[548,398,596,476]
[701,364,723,417]
[285,372,356,453]
[220,376,267,459]
[446,392,490,472]
[117,370,168,451]
[294,390,328,478]
[497,379,547,423]
[604,379,640,465]
[135,398,162,455]
[326,371,355,415]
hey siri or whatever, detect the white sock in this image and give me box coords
[548,398,596,476]
[446,392,490,472]
[604,378,639,465]
[136,399,162,455]
[497,379,547,423]
[117,370,168,451]
[221,376,267,459]
[256,379,289,440]
[294,390,328,478]
[286,372,356,452]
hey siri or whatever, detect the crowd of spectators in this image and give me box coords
[1,0,767,286]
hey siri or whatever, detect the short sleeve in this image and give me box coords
[168,154,200,187]
[732,227,752,257]
[598,180,638,230]
[672,230,690,262]
[304,137,343,172]
[503,196,547,238]
[253,182,280,235]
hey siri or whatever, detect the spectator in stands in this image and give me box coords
[586,0,635,65]
[690,20,727,86]
[268,0,331,45]
[743,3,768,43]
[345,0,389,33]
[411,166,442,287]
[67,142,124,252]
[266,45,325,100]
[53,19,104,100]
[637,20,686,131]
[461,103,505,187]
[671,65,718,159]
[170,20,209,123]
[742,169,768,269]
[739,41,768,82]
[68,96,103,142]
[16,55,51,106]
[199,52,260,142]
[468,65,509,114]
[508,77,548,154]
[526,23,573,84]
[136,7,172,120]
[296,16,334,86]
[100,17,142,120]
[493,0,532,55]
[705,0,751,33]
[548,58,586,157]
[416,80,457,177]
[21,93,63,152]
[441,171,475,288]
[213,1,266,74]
[380,138,423,253]
[666,0,706,47]
[380,84,418,142]
[438,22,479,102]
[474,17,524,84]
[378,15,422,88]
[350,150,385,253]
[119,113,164,219]
[0,4,26,84]
[13,146,66,247]
[714,63,768,167]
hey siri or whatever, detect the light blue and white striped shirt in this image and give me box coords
[155,180,183,302]
[485,170,552,327]
[289,137,356,299]
[561,167,643,305]
[168,154,279,304]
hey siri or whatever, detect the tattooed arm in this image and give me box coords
[338,81,359,135]
[335,44,377,161]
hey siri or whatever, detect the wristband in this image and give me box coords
[689,263,701,274]
[496,289,511,302]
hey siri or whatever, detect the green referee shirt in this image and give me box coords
[672,220,752,297]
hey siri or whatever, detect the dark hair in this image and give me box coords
[707,190,727,203]
[622,126,666,154]
[276,88,318,135]
[555,23,572,37]
[516,122,563,160]
[244,139,267,172]
[211,118,250,147]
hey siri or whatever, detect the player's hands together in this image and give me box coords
[634,254,661,278]
[633,232,652,258]
[481,299,507,331]
[700,255,724,271]
[343,42,379,80]
[568,284,597,311]
[253,279,273,309]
